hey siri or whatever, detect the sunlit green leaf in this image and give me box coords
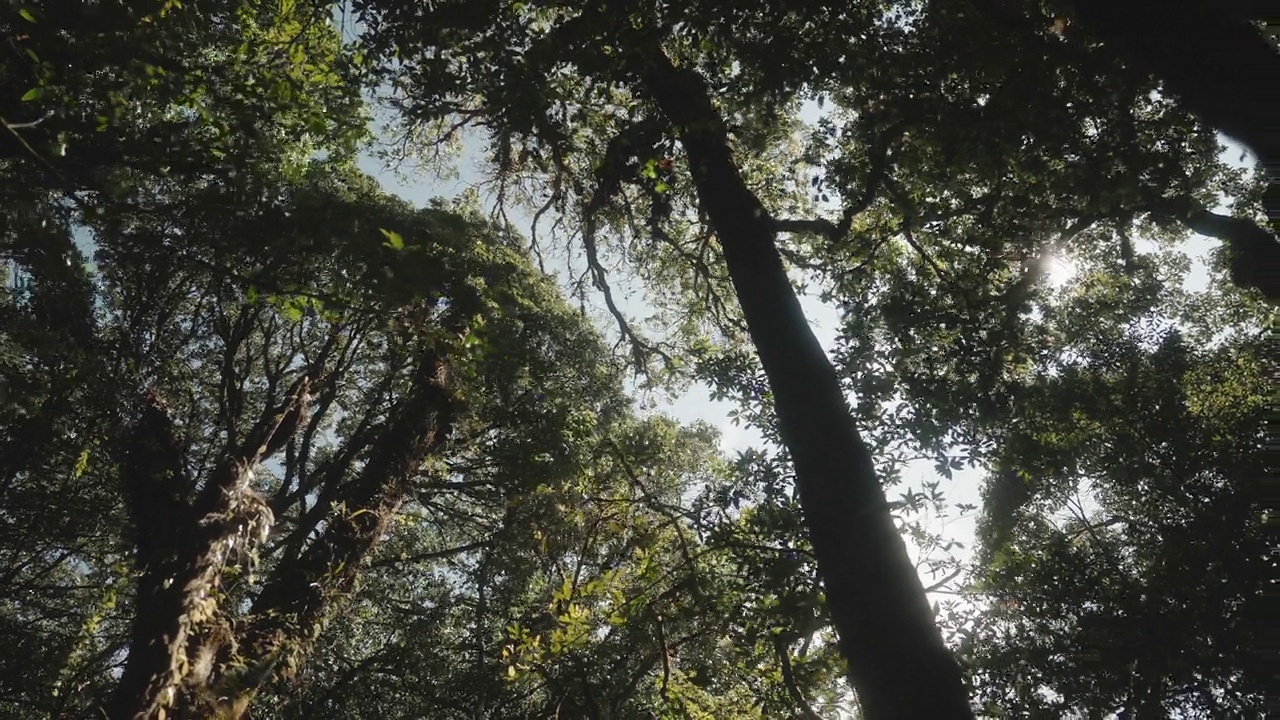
[379,227,405,250]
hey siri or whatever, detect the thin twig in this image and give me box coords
[1,112,54,130]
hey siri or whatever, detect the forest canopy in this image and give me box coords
[0,1,1273,718]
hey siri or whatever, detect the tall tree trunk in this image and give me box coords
[107,384,297,720]
[223,349,453,717]
[106,350,452,719]
[635,45,974,719]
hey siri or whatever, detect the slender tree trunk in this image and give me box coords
[635,44,974,719]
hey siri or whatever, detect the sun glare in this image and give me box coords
[1045,254,1077,289]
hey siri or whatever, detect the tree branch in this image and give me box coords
[1154,196,1280,300]
[922,566,965,594]
[773,135,896,243]
[774,634,827,720]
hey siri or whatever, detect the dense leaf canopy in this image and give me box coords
[0,0,1273,718]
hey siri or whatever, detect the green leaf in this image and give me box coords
[246,284,260,304]
[19,8,36,22]
[20,86,44,102]
[379,227,405,250]
[73,447,92,479]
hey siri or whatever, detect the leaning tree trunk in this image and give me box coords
[107,376,316,720]
[106,350,453,720]
[634,44,974,719]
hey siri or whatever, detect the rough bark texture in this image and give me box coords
[106,350,453,720]
[109,384,296,720]
[635,44,974,719]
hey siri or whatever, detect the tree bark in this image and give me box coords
[634,45,974,719]
[108,386,288,720]
[223,349,453,716]
[106,350,453,719]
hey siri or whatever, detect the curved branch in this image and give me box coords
[773,129,897,243]
[773,634,827,720]
[535,115,673,370]
[1155,196,1280,300]
[578,220,672,369]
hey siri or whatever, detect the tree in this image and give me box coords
[1062,0,1280,299]
[2,0,366,191]
[0,154,849,718]
[350,0,1276,715]
[1065,0,1280,164]
[254,416,849,719]
[352,2,974,715]
[1,5,373,711]
[0,187,121,715]
[959,299,1269,716]
[0,158,563,716]
[4,0,1273,716]
[0,3,852,717]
